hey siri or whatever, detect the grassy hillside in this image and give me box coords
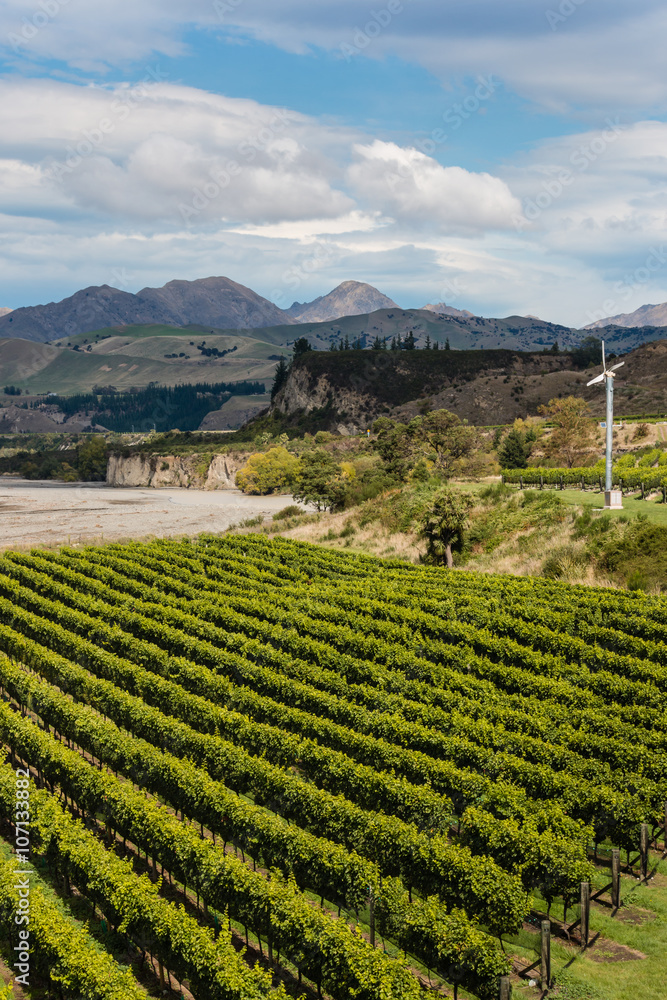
[1,327,281,396]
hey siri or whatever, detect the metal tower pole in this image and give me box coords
[605,373,613,493]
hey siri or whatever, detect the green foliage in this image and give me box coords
[235,446,301,495]
[599,518,667,591]
[467,489,568,558]
[497,428,532,468]
[48,381,264,433]
[0,849,148,1000]
[2,532,667,998]
[272,504,303,521]
[570,335,602,369]
[270,355,289,400]
[292,449,348,511]
[292,337,313,357]
[373,408,477,481]
[538,395,597,467]
[76,436,109,481]
[420,488,475,567]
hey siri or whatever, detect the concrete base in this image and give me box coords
[604,489,623,510]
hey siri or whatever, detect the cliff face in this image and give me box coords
[106,452,248,489]
[272,348,577,431]
[271,344,667,429]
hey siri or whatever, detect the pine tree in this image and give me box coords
[390,336,397,350]
[444,337,451,350]
[425,335,431,350]
[270,356,289,400]
[404,331,416,350]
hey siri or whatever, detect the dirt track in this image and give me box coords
[0,478,295,550]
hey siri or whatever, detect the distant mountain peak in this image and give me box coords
[0,275,291,343]
[286,280,399,323]
[0,307,12,317]
[421,301,475,319]
[585,302,667,329]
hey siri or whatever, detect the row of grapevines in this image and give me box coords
[0,574,620,856]
[0,649,529,935]
[0,667,514,995]
[0,560,659,849]
[48,546,667,764]
[0,840,148,1000]
[1,717,439,1000]
[0,762,276,1000]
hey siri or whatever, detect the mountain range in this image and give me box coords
[3,273,667,347]
[585,302,667,329]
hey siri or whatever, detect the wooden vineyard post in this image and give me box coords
[611,849,621,910]
[540,920,551,989]
[498,975,511,1000]
[580,882,590,947]
[640,823,649,881]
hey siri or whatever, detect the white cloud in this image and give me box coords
[0,78,356,226]
[2,0,667,114]
[348,140,522,233]
[2,75,667,327]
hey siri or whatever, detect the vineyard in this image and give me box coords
[0,533,666,999]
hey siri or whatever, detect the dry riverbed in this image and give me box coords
[0,478,296,550]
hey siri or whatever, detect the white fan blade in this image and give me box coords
[601,340,606,370]
[587,373,605,386]
[610,361,624,371]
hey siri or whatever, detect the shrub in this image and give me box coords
[273,504,303,521]
[600,518,667,591]
[235,447,301,495]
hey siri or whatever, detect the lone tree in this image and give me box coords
[420,488,474,568]
[498,428,532,469]
[292,337,313,357]
[270,355,289,400]
[292,449,347,511]
[538,395,596,468]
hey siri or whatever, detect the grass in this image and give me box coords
[510,852,667,1000]
[461,479,667,525]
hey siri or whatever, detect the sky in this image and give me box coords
[1,0,666,326]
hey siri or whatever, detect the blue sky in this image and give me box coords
[1,0,666,325]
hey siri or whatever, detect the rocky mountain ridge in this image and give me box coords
[586,301,667,329]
